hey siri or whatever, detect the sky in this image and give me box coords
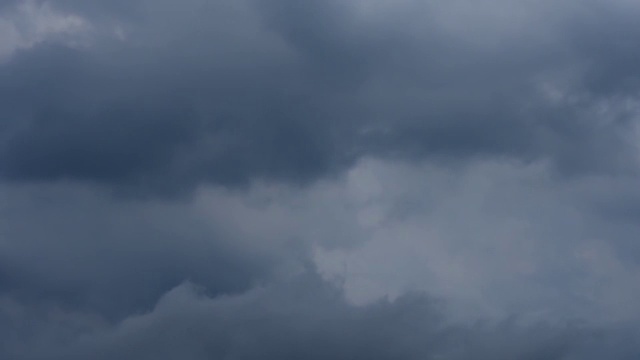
[1,0,640,358]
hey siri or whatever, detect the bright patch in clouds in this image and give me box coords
[0,1,90,60]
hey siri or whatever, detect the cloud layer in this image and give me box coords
[2,274,632,360]
[1,0,639,195]
[2,0,640,358]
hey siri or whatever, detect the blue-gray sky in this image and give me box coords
[2,0,640,359]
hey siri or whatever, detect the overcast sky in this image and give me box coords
[2,0,640,359]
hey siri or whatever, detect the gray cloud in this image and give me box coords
[2,159,640,359]
[0,183,280,319]
[3,272,636,360]
[2,1,640,358]
[313,159,640,322]
[1,0,639,195]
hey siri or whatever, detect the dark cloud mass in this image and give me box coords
[1,0,639,194]
[2,272,637,360]
[0,184,274,320]
[2,0,640,358]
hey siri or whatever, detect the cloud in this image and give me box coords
[3,273,633,360]
[313,159,640,322]
[0,174,372,320]
[0,182,280,319]
[2,158,640,359]
[0,0,639,195]
[0,1,91,61]
[2,1,640,358]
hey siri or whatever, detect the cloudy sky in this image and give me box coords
[2,0,640,358]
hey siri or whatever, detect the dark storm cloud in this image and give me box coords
[0,183,276,319]
[2,1,640,359]
[0,23,350,194]
[4,272,634,360]
[1,0,639,194]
